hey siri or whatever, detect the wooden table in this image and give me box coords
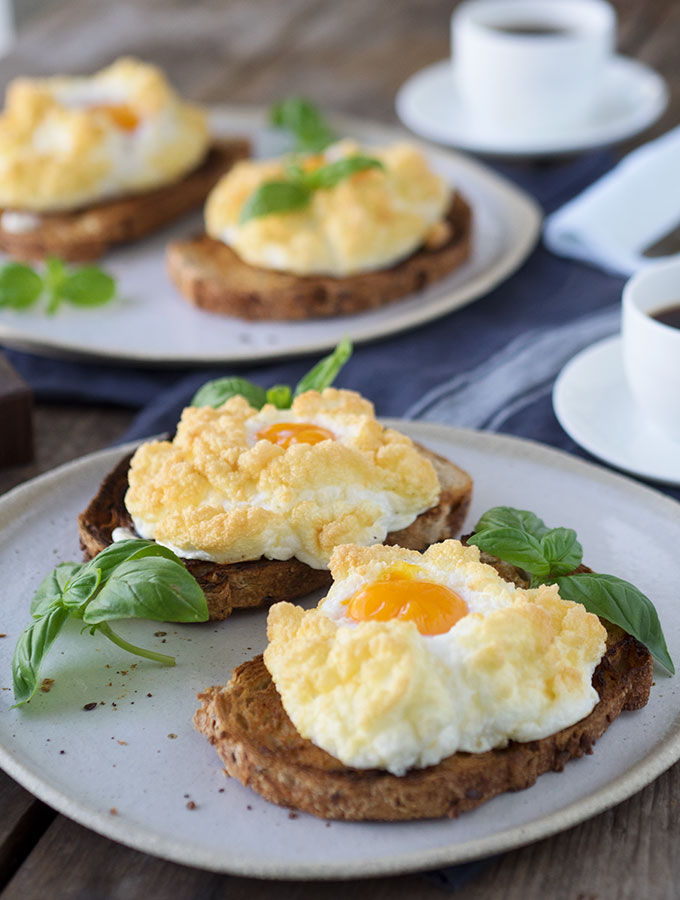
[1,1,679,896]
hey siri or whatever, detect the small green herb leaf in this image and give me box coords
[468,527,551,580]
[59,267,116,307]
[270,97,336,152]
[266,385,293,409]
[294,337,353,396]
[82,557,208,625]
[541,527,583,577]
[81,539,181,584]
[474,507,550,540]
[191,377,267,410]
[0,263,43,309]
[12,606,70,707]
[61,566,102,611]
[303,155,383,190]
[239,180,311,224]
[30,562,82,617]
[556,573,674,674]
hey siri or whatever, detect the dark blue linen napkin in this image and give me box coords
[4,148,672,890]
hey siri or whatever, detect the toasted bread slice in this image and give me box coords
[194,623,653,822]
[0,139,250,262]
[77,445,473,620]
[165,192,472,320]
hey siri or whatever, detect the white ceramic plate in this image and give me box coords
[1,423,679,879]
[396,56,668,157]
[553,335,680,486]
[0,107,540,366]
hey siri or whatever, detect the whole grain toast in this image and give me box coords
[0,138,250,262]
[165,191,472,320]
[77,445,473,621]
[194,614,653,822]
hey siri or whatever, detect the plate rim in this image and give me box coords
[2,423,679,880]
[553,334,680,486]
[395,55,669,157]
[0,104,541,367]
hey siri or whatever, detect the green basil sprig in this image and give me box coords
[12,539,208,708]
[191,338,352,410]
[468,506,674,674]
[0,256,115,314]
[239,156,383,224]
[269,97,336,153]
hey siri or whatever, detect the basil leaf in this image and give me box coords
[270,97,336,152]
[82,557,208,625]
[30,562,82,617]
[191,377,266,410]
[82,538,181,584]
[474,507,550,540]
[541,527,583,578]
[61,567,102,611]
[59,267,115,307]
[266,384,292,409]
[467,527,551,579]
[12,606,70,706]
[303,155,383,190]
[239,180,311,224]
[294,338,353,396]
[0,263,43,309]
[556,572,674,674]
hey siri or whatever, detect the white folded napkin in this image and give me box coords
[544,126,680,275]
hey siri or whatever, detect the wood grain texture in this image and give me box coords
[0,0,678,897]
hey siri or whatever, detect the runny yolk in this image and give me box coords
[256,422,335,449]
[92,104,140,131]
[345,575,468,636]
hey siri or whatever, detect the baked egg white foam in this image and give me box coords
[0,57,209,212]
[264,541,607,775]
[124,389,440,570]
[204,139,452,277]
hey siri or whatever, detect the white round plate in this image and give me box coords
[553,335,680,486]
[0,107,540,366]
[396,55,668,157]
[1,423,679,879]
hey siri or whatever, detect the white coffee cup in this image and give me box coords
[622,259,680,443]
[451,0,616,140]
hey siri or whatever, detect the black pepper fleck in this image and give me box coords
[83,702,97,711]
[186,801,196,810]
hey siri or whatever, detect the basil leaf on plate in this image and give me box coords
[239,180,310,224]
[61,567,102,611]
[0,263,43,310]
[83,557,208,624]
[467,526,551,580]
[294,337,353,396]
[12,606,71,707]
[81,539,181,584]
[303,155,383,190]
[540,527,583,577]
[556,572,674,674]
[30,562,82,617]
[59,267,116,307]
[473,506,550,540]
[192,377,267,410]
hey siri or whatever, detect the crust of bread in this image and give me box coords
[0,138,250,262]
[193,622,653,821]
[165,191,472,320]
[77,445,473,621]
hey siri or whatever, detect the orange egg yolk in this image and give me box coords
[256,422,335,449]
[345,574,468,636]
[92,103,140,131]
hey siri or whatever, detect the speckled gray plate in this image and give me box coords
[1,423,679,879]
[0,107,540,366]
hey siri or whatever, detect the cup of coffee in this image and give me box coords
[451,0,616,140]
[622,259,680,443]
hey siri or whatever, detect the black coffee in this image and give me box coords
[491,22,573,36]
[651,303,680,330]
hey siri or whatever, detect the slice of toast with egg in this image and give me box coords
[77,445,473,620]
[193,546,653,821]
[0,139,250,262]
[165,191,471,320]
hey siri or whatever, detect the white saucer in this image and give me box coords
[553,335,680,486]
[396,55,668,157]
